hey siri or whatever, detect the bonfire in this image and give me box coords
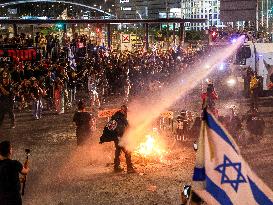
[134,131,168,162]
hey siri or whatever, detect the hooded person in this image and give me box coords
[100,105,136,173]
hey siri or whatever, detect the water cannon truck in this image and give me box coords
[234,41,273,95]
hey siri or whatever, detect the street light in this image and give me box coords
[136,11,142,19]
[227,78,236,87]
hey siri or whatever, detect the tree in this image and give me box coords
[185,30,206,41]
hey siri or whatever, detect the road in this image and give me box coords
[0,96,272,205]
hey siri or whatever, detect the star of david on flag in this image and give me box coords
[191,110,273,205]
[215,155,247,192]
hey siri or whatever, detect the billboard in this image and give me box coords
[120,34,143,51]
[120,34,132,51]
[220,0,257,22]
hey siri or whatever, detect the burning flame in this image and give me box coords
[134,134,168,161]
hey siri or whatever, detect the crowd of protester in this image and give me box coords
[0,31,268,145]
[0,30,270,205]
[0,32,208,123]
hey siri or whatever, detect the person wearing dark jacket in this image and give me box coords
[0,78,15,128]
[112,105,136,173]
[73,101,92,145]
[100,105,136,173]
[0,140,30,205]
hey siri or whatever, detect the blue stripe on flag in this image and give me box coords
[193,167,206,181]
[206,176,233,205]
[205,111,237,153]
[248,176,273,205]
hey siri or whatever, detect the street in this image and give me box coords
[1,97,272,205]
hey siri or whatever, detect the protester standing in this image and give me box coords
[73,101,92,145]
[176,110,189,141]
[39,34,47,58]
[0,78,15,128]
[44,71,54,111]
[0,140,30,205]
[88,73,100,109]
[54,77,64,114]
[249,72,260,111]
[67,70,77,108]
[111,105,135,173]
[30,80,44,120]
[201,83,218,116]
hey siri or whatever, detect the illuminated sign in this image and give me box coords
[122,34,130,43]
[122,7,132,11]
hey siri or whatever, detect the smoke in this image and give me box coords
[121,36,245,152]
[22,37,245,204]
[24,142,114,205]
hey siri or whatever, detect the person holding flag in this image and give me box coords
[201,82,218,117]
[189,109,273,205]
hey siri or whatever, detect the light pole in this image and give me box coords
[166,0,169,47]
[261,0,264,27]
[266,0,269,30]
[104,0,107,19]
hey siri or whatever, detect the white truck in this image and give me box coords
[234,41,273,94]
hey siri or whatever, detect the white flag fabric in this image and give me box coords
[192,111,273,205]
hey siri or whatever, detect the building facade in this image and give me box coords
[181,0,223,30]
[115,0,181,19]
[258,0,273,31]
[116,0,273,32]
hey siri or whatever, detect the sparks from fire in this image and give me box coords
[134,134,168,161]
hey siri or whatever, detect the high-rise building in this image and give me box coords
[115,0,273,32]
[258,0,273,31]
[115,0,181,19]
[181,0,224,31]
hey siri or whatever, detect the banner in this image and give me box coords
[130,34,143,45]
[160,111,174,119]
[98,108,119,118]
[120,34,132,51]
[0,48,38,62]
[121,34,130,43]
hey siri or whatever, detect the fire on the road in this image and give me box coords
[134,134,168,161]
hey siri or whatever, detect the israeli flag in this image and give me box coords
[192,110,273,205]
[68,48,77,71]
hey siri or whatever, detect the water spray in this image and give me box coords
[121,36,245,152]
